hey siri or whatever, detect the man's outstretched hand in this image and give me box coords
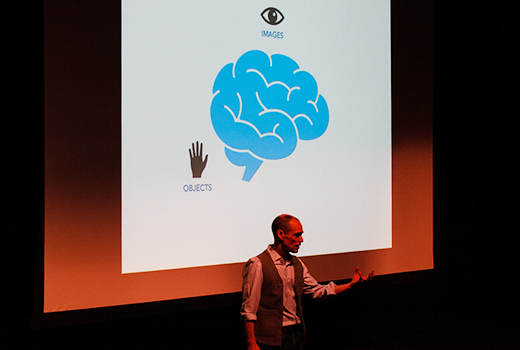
[189,141,208,178]
[351,266,375,287]
[334,267,374,294]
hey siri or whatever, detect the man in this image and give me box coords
[240,214,374,350]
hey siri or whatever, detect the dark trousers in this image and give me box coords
[259,325,304,350]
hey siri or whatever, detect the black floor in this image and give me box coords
[303,278,519,350]
[5,275,517,349]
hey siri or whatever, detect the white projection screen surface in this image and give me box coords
[121,1,391,273]
[44,0,433,313]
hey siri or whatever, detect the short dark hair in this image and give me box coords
[271,214,298,242]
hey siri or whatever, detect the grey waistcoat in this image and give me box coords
[255,249,305,346]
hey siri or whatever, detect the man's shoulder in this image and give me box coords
[242,255,263,279]
[246,255,262,264]
[244,253,264,268]
[243,249,270,272]
[245,248,270,263]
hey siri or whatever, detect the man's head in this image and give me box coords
[271,214,304,255]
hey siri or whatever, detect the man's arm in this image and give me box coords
[241,258,263,350]
[243,321,260,350]
[302,262,374,298]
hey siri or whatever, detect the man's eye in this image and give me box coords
[261,7,284,25]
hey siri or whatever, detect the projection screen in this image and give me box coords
[43,0,433,313]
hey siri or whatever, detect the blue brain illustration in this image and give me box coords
[211,50,329,181]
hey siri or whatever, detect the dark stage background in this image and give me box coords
[3,1,517,349]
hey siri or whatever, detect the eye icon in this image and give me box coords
[261,7,284,25]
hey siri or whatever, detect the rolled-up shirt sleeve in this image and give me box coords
[240,257,263,322]
[301,260,337,299]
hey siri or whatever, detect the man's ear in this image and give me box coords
[276,229,284,241]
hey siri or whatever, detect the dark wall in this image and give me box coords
[3,1,517,349]
[433,1,517,305]
[4,0,44,346]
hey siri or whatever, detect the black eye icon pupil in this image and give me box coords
[261,7,284,25]
[269,10,277,22]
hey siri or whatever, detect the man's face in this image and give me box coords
[278,219,304,255]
